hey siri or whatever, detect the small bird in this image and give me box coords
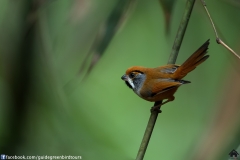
[121,40,210,112]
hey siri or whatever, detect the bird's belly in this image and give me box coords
[139,87,179,102]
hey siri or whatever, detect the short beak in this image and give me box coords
[121,74,127,81]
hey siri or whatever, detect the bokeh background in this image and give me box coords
[0,0,240,160]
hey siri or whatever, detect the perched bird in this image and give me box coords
[121,40,210,112]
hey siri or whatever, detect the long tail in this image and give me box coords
[174,39,210,79]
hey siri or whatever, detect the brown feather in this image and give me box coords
[173,39,210,79]
[122,40,210,104]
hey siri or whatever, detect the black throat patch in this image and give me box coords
[125,81,133,89]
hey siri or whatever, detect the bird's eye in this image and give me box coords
[129,72,135,78]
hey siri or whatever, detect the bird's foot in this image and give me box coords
[150,105,162,113]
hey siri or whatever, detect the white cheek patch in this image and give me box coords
[127,78,135,89]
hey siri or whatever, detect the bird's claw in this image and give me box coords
[150,105,162,113]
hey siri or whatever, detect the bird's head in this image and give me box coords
[121,66,147,91]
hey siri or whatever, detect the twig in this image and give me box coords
[135,109,160,160]
[135,0,196,159]
[168,0,196,64]
[200,0,240,60]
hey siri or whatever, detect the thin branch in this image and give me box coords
[168,0,196,64]
[217,38,240,59]
[135,109,160,160]
[200,0,240,60]
[135,0,196,159]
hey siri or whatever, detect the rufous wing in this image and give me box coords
[148,79,182,97]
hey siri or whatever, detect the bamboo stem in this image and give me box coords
[168,0,196,64]
[135,0,196,159]
[136,109,160,160]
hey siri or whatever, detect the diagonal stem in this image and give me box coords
[135,0,196,159]
[200,0,240,60]
[168,0,196,64]
[135,109,160,160]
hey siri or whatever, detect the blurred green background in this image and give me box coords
[0,0,240,160]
